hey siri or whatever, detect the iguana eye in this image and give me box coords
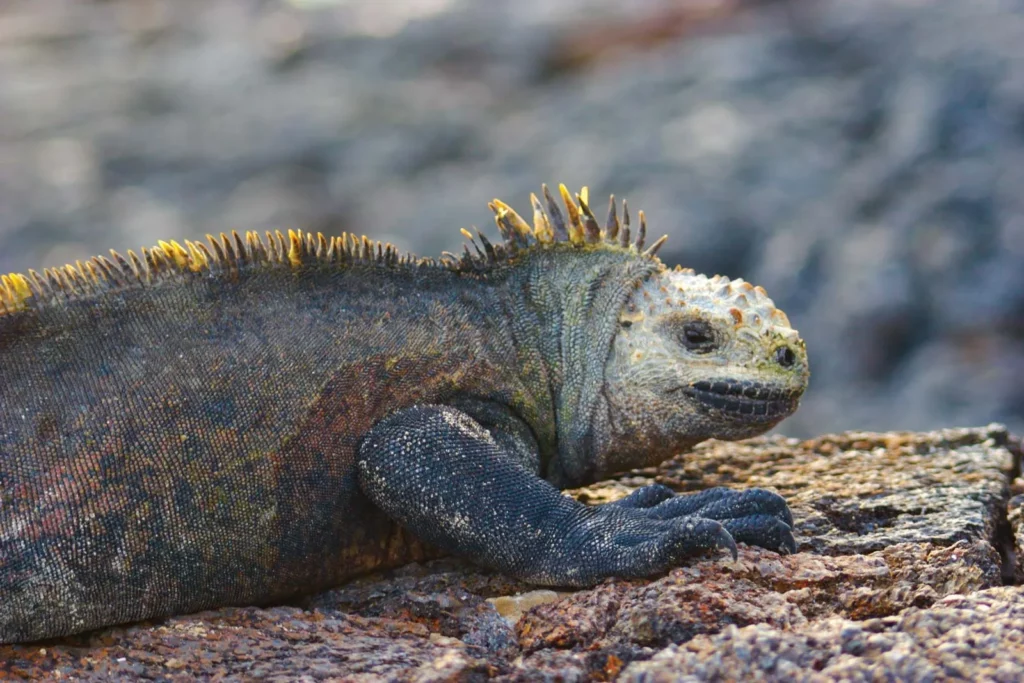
[775,346,796,367]
[681,321,717,352]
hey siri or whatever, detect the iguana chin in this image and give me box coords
[0,184,808,643]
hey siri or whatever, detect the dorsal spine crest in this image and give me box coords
[0,229,403,316]
[459,183,667,272]
[1,184,669,316]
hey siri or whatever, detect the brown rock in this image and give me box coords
[620,586,1024,682]
[0,606,501,681]
[641,424,1016,556]
[499,646,642,682]
[1008,477,1024,583]
[514,538,999,654]
[307,558,528,656]
[516,557,808,654]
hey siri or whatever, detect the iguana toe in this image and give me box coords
[688,488,793,529]
[640,487,792,527]
[608,484,676,509]
[615,486,796,555]
[610,515,738,577]
[721,515,797,555]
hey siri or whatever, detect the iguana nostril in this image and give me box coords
[775,346,796,368]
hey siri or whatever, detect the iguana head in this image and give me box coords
[596,266,808,475]
[470,183,807,486]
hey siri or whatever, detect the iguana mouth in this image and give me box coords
[681,380,800,420]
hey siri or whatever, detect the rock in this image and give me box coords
[663,425,1016,558]
[515,539,1000,658]
[619,587,1024,682]
[580,424,1016,558]
[307,559,527,657]
[516,553,809,655]
[0,426,1016,680]
[1007,479,1024,584]
[0,606,502,681]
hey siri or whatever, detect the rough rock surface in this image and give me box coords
[3,0,1024,437]
[1008,481,1024,583]
[580,425,1016,559]
[620,587,1024,682]
[1,425,1018,680]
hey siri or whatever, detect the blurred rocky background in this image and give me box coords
[1,0,1022,438]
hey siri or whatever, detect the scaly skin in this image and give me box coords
[0,184,808,643]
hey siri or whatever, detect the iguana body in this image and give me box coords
[0,185,808,643]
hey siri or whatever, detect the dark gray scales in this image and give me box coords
[357,404,795,587]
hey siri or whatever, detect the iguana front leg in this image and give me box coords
[356,405,794,586]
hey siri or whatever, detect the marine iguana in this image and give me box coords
[0,185,808,643]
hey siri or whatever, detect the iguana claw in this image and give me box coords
[716,524,740,561]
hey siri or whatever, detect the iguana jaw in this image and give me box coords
[675,379,803,424]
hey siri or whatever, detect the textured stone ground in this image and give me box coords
[1,425,1018,680]
[621,588,1024,682]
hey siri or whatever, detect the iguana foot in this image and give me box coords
[608,484,796,555]
[357,405,751,586]
[357,405,794,587]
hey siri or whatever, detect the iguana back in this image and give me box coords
[0,233,534,641]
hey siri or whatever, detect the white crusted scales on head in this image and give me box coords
[596,252,810,477]
[627,269,802,346]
